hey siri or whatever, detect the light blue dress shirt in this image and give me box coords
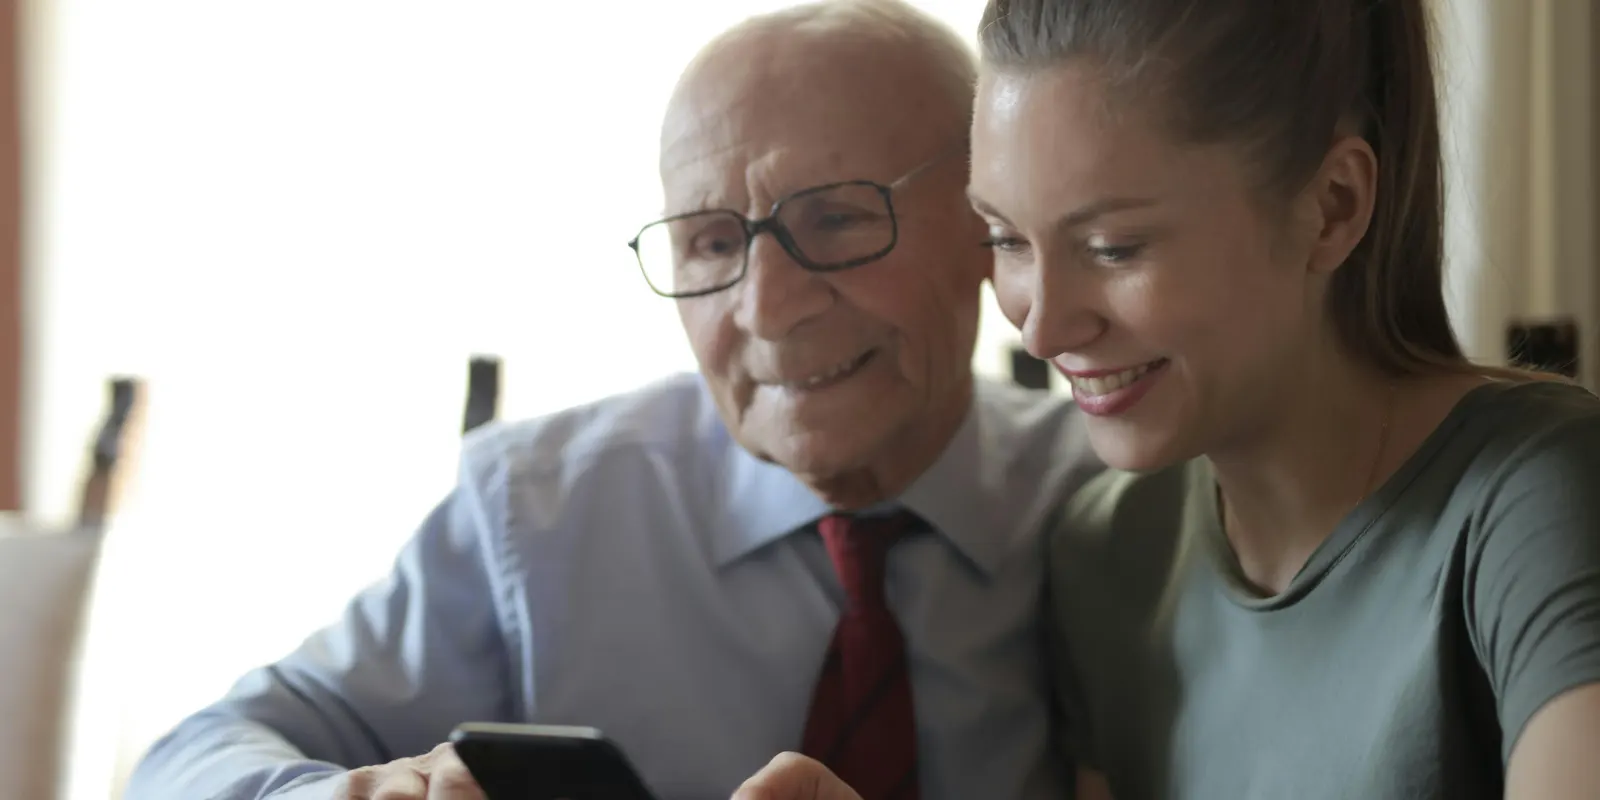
[126,373,1101,800]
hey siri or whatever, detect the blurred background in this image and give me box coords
[0,0,1595,798]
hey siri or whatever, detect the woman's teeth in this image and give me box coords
[1069,361,1159,396]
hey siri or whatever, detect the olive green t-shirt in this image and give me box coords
[1046,381,1600,800]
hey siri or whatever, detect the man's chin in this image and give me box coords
[746,422,924,508]
[751,430,878,483]
[761,441,863,481]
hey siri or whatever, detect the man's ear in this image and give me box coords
[1302,134,1378,276]
[964,209,994,282]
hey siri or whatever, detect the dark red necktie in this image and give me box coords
[800,512,920,800]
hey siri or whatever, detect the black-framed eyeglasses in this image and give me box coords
[627,144,962,299]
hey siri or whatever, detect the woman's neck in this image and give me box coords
[1209,354,1492,596]
[1208,355,1396,595]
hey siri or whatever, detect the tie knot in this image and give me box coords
[817,511,916,612]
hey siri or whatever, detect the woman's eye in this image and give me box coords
[980,233,1028,254]
[1088,242,1144,266]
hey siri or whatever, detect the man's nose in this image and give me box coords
[733,233,833,340]
[1018,259,1105,360]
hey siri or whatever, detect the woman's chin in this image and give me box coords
[1086,423,1195,474]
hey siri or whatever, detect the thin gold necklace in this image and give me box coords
[1359,382,1398,503]
[1217,382,1398,524]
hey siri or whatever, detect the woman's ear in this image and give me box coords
[1302,134,1378,276]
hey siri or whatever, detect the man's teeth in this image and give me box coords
[793,353,869,388]
[1070,362,1157,396]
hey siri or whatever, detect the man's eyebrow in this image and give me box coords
[682,191,718,213]
[660,189,727,218]
[965,192,1160,229]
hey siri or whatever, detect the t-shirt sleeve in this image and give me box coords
[1467,412,1600,763]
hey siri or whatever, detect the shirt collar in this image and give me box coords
[710,384,1016,577]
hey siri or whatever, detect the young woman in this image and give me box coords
[734,0,1600,798]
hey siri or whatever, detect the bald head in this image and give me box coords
[661,0,976,172]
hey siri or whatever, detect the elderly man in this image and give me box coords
[126,2,1098,799]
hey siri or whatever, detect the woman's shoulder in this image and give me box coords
[1447,379,1600,484]
[1472,376,1599,420]
[1463,380,1600,511]
[1359,378,1600,556]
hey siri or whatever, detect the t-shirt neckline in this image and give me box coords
[1193,380,1511,610]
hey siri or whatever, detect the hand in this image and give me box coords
[335,743,486,799]
[732,753,863,800]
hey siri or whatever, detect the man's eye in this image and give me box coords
[689,233,742,258]
[799,207,882,233]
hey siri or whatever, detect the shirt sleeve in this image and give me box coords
[122,476,516,800]
[1467,411,1600,764]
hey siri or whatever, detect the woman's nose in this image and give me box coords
[1015,260,1106,361]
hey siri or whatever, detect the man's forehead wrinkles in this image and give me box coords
[664,138,862,216]
[660,134,745,177]
[659,67,771,159]
[659,140,753,216]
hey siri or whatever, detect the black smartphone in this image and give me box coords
[449,722,661,800]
